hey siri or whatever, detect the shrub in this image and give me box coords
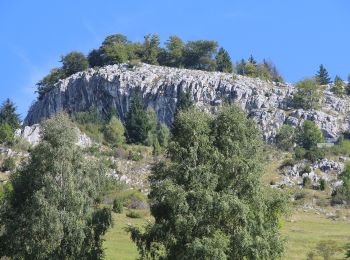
[320,178,327,191]
[280,158,296,168]
[303,176,312,188]
[1,157,16,172]
[305,147,325,162]
[112,197,124,213]
[292,78,320,110]
[294,191,307,200]
[276,125,295,151]
[0,123,14,145]
[302,165,312,174]
[126,210,141,219]
[104,116,125,147]
[294,146,306,160]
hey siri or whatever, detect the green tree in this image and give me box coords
[102,42,128,65]
[36,68,65,99]
[183,40,218,71]
[262,59,284,82]
[298,120,324,150]
[157,123,170,147]
[248,54,257,65]
[128,106,287,259]
[162,35,184,67]
[276,124,295,151]
[102,34,129,46]
[347,74,350,95]
[215,47,233,73]
[87,49,104,67]
[142,34,161,65]
[315,64,331,85]
[126,94,151,144]
[0,123,14,145]
[245,62,257,77]
[61,51,89,76]
[0,98,21,130]
[292,78,320,110]
[145,108,158,147]
[104,116,125,147]
[332,75,344,95]
[175,91,194,116]
[0,113,112,259]
[236,59,247,75]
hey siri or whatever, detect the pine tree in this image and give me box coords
[315,64,331,85]
[0,98,21,130]
[126,94,151,144]
[215,47,233,73]
[142,34,161,65]
[248,54,257,65]
[0,113,112,259]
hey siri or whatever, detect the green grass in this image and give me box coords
[104,208,350,259]
[104,209,151,260]
[282,209,350,259]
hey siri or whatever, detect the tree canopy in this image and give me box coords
[0,113,112,259]
[128,106,287,259]
[0,98,21,130]
[292,78,320,110]
[315,64,331,85]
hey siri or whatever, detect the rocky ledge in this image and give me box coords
[25,63,350,142]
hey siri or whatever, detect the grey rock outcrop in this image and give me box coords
[16,125,92,148]
[24,63,350,142]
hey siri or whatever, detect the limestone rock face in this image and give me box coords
[24,63,350,142]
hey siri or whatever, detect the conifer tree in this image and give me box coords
[215,47,233,73]
[315,64,331,85]
[0,98,21,130]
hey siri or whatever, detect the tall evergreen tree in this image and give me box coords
[248,54,257,65]
[128,106,287,259]
[0,98,21,130]
[126,94,152,144]
[315,64,331,85]
[0,113,112,259]
[236,59,247,75]
[215,47,233,73]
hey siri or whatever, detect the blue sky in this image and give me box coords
[0,0,349,118]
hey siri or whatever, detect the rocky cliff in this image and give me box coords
[25,63,350,142]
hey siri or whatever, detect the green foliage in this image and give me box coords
[161,35,185,67]
[319,178,327,191]
[1,157,16,172]
[157,123,170,147]
[294,146,306,159]
[298,120,324,150]
[128,106,287,259]
[215,47,233,73]
[104,116,125,147]
[61,51,88,76]
[332,161,350,204]
[304,147,325,162]
[313,240,339,260]
[0,98,21,130]
[126,210,142,219]
[183,40,218,71]
[0,113,112,259]
[126,95,156,145]
[276,124,295,151]
[142,34,160,65]
[36,68,65,99]
[236,57,284,82]
[102,42,128,64]
[113,197,124,213]
[292,78,320,110]
[175,91,194,116]
[303,176,312,188]
[74,107,104,142]
[315,64,331,85]
[0,123,14,145]
[332,75,344,95]
[87,48,104,67]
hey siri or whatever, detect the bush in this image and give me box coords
[1,157,16,172]
[0,123,14,145]
[294,146,306,160]
[112,197,124,213]
[292,78,320,110]
[104,116,125,147]
[276,125,295,151]
[305,147,325,162]
[319,178,327,191]
[280,158,296,168]
[126,210,141,219]
[302,165,312,174]
[303,176,312,188]
[294,191,307,200]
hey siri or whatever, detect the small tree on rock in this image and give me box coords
[215,47,233,73]
[315,64,331,85]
